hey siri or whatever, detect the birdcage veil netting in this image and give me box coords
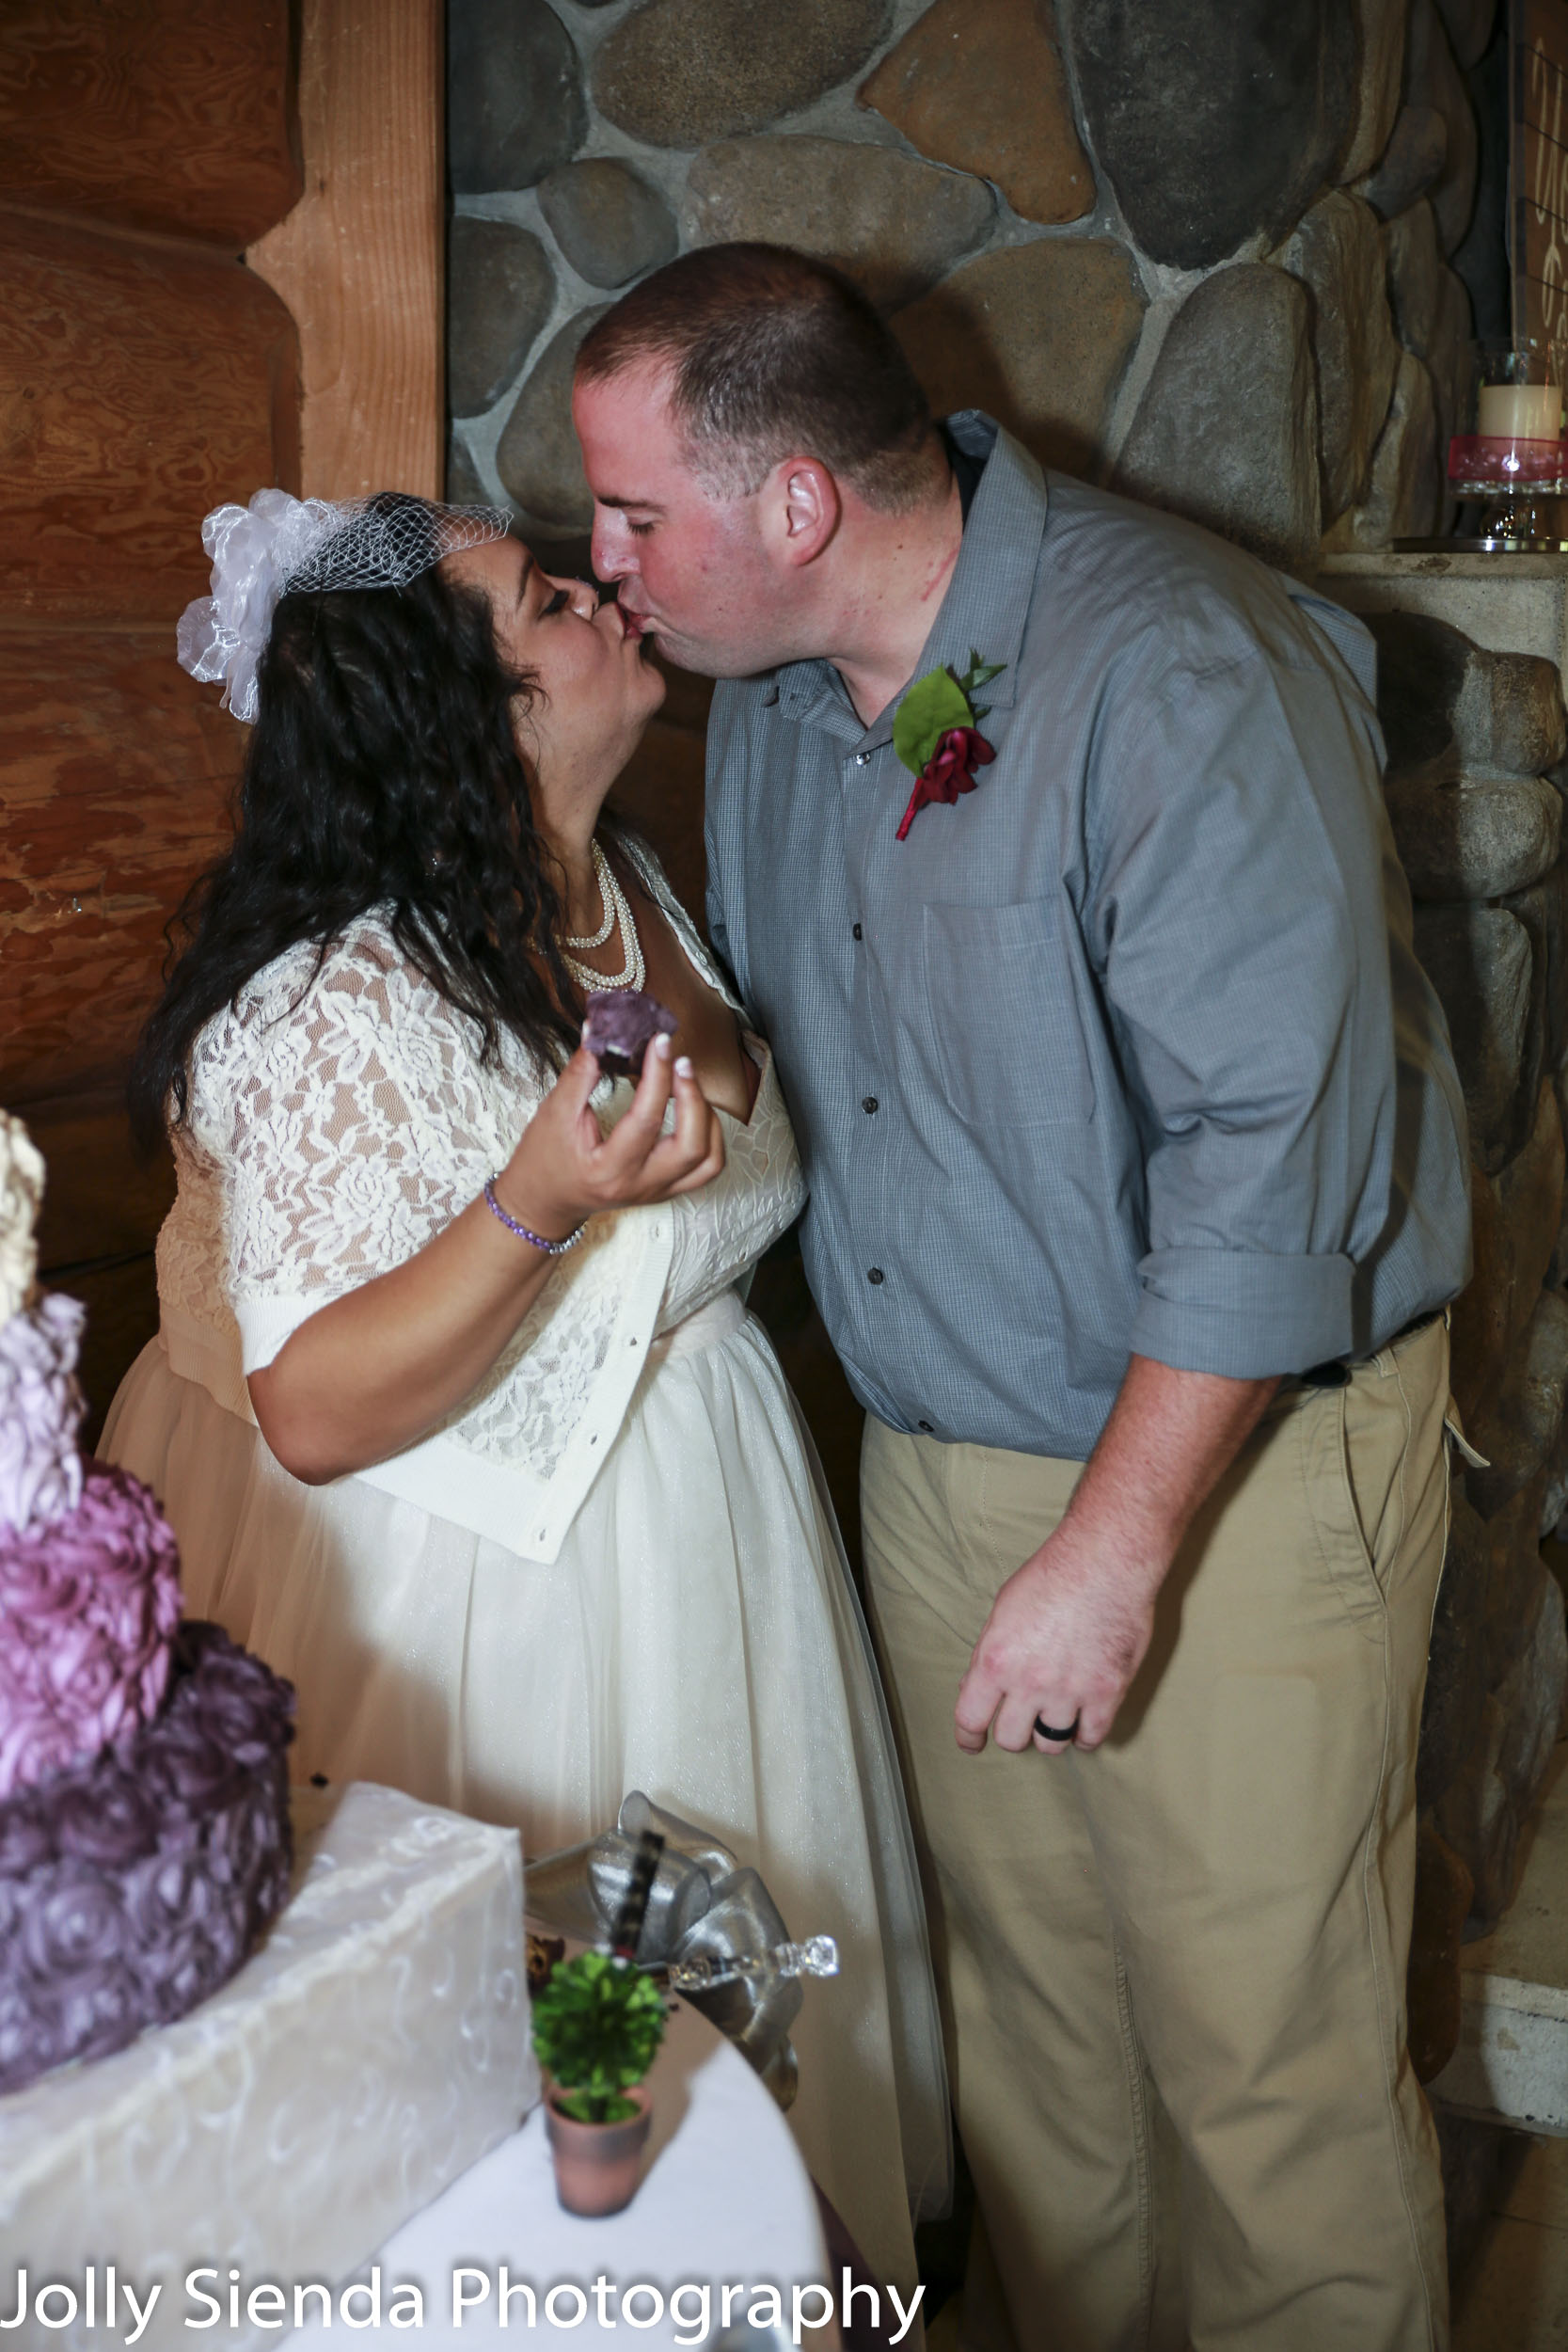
[176,487,514,723]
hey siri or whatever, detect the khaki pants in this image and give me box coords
[862,1320,1451,2352]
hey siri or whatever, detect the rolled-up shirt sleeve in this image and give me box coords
[1089,639,1398,1380]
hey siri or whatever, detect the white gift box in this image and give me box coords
[0,1782,537,2352]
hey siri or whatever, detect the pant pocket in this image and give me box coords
[1443,1399,1490,1471]
[1301,1388,1387,1633]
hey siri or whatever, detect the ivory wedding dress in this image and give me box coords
[100,850,948,2292]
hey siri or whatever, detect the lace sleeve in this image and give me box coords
[187,924,542,1365]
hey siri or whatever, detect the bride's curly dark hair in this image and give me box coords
[129,546,585,1155]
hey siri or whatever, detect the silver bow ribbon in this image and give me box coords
[527,1793,809,2108]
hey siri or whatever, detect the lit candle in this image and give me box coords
[1478,382,1563,440]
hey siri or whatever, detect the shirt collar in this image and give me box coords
[769,414,1048,750]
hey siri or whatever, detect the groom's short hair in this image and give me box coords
[576,243,941,514]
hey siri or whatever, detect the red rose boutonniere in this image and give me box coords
[892,651,1006,841]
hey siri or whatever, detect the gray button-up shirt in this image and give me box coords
[705,415,1472,1461]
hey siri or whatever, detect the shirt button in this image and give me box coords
[852,923,863,941]
[863,1096,879,1115]
[867,1266,885,1285]
[855,751,871,767]
[918,1420,934,1434]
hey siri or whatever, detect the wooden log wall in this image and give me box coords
[0,3,303,1432]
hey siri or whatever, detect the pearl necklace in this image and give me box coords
[563,838,618,951]
[560,839,646,995]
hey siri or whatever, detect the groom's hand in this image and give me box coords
[952,1355,1280,1756]
[954,1516,1161,1755]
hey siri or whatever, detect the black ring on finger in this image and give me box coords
[1035,1714,1080,1744]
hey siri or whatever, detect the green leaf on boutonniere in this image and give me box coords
[893,665,975,776]
[959,649,1007,697]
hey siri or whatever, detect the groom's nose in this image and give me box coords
[590,509,634,581]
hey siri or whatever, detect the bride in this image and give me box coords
[99,488,946,2291]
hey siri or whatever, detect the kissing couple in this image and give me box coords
[107,241,1471,2352]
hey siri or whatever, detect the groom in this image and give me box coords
[574,244,1472,2352]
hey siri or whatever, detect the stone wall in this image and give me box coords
[1331,557,1568,1907]
[1327,553,1568,2251]
[448,0,1492,572]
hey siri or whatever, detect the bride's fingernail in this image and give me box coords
[654,1032,673,1060]
[675,1055,694,1078]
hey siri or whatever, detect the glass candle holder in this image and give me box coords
[1449,338,1568,539]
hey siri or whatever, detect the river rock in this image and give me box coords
[1461,651,1568,776]
[1434,0,1498,67]
[1284,191,1399,521]
[1362,103,1450,218]
[538,161,676,290]
[1480,1473,1552,1677]
[681,135,995,311]
[857,0,1093,227]
[448,218,555,418]
[1498,875,1562,1109]
[1385,199,1443,354]
[1322,346,1438,548]
[1429,263,1474,458]
[496,305,610,531]
[448,0,585,193]
[1451,1156,1506,1446]
[1439,2113,1516,2273]
[1407,1818,1474,2082]
[1412,901,1535,1171]
[1115,265,1320,568]
[1466,1289,1568,1518]
[594,0,891,148]
[1451,1082,1564,1427]
[1542,1378,1568,1532]
[895,238,1145,479]
[1434,1549,1563,1934]
[1365,608,1567,775]
[1498,1081,1565,1312]
[1408,0,1479,252]
[1341,0,1412,183]
[1495,1566,1568,1820]
[1419,1490,1490,1806]
[1366,606,1466,765]
[1068,0,1358,270]
[1437,1690,1517,1923]
[1367,608,1467,765]
[1386,769,1562,901]
[446,435,489,506]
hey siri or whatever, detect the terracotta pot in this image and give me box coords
[545,2083,653,2216]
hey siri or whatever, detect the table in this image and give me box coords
[297,1999,833,2349]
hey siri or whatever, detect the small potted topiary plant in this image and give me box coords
[532,1949,668,2216]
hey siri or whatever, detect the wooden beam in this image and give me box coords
[246,0,443,501]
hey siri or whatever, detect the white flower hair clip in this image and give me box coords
[175,486,514,723]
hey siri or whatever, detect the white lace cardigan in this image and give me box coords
[155,852,804,1563]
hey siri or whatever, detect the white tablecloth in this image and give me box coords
[298,1999,832,2349]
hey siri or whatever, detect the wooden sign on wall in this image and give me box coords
[1514,0,1568,351]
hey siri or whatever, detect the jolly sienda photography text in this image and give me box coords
[1,2269,927,2344]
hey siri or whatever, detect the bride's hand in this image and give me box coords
[493,1031,725,1240]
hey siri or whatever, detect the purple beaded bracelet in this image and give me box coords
[483,1178,587,1256]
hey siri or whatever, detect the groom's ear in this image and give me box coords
[765,458,840,569]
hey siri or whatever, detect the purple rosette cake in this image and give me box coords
[0,1112,295,2095]
[0,1626,293,2092]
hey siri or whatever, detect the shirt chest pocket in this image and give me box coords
[920,898,1095,1130]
